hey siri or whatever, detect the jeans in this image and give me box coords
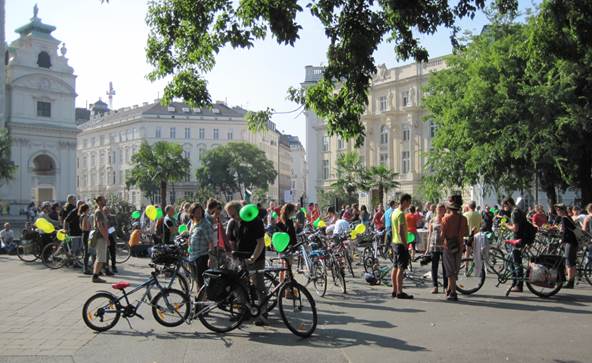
[431,251,448,289]
[249,258,266,304]
[511,248,523,287]
[70,236,82,256]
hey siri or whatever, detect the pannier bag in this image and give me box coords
[203,269,238,301]
[528,255,563,288]
[150,244,182,265]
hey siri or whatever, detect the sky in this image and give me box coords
[6,0,538,146]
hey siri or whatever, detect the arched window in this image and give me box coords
[32,154,56,175]
[37,51,51,68]
[380,125,388,145]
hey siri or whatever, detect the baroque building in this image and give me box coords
[76,100,305,206]
[0,7,78,213]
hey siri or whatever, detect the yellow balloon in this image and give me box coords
[350,231,358,240]
[146,205,157,221]
[354,224,366,235]
[34,218,55,234]
[264,233,272,247]
[318,220,327,228]
[56,229,67,241]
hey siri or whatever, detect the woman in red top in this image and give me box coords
[531,205,548,228]
[373,204,385,231]
[405,206,421,259]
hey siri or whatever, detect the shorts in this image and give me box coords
[443,249,462,279]
[95,237,108,263]
[565,243,578,267]
[392,243,410,269]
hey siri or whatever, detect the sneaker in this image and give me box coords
[431,288,438,294]
[396,292,414,299]
[92,276,106,283]
[447,294,458,301]
[83,270,92,276]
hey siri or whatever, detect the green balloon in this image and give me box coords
[178,224,188,233]
[407,232,416,243]
[271,211,278,219]
[156,207,164,219]
[272,232,290,253]
[313,217,321,229]
[239,204,259,222]
[131,211,141,219]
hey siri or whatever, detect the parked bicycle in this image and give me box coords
[41,233,81,269]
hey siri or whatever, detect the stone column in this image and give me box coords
[0,0,5,128]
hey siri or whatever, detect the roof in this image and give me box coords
[15,13,56,36]
[78,100,247,130]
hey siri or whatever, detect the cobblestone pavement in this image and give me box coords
[1,254,591,363]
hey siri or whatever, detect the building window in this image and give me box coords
[99,135,105,145]
[213,128,219,140]
[322,136,329,152]
[198,128,205,139]
[379,96,387,112]
[380,153,388,166]
[90,153,96,167]
[184,127,191,139]
[184,191,193,199]
[169,190,176,204]
[77,176,79,188]
[36,101,51,117]
[131,191,137,205]
[402,151,410,174]
[112,171,116,185]
[430,120,436,138]
[380,125,388,145]
[155,127,161,138]
[77,158,80,169]
[227,129,233,140]
[184,171,191,182]
[322,160,329,180]
[184,151,190,159]
[170,127,176,139]
[337,137,345,150]
[133,128,138,139]
[403,129,410,142]
[402,91,410,107]
[37,51,51,68]
[112,151,116,165]
[83,139,87,148]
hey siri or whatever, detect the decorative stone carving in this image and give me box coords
[376,64,390,81]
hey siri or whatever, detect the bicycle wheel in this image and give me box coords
[310,260,327,297]
[197,283,249,333]
[345,252,355,278]
[279,282,317,338]
[525,267,563,298]
[362,247,373,273]
[332,263,347,294]
[151,288,191,327]
[115,242,131,264]
[82,292,121,332]
[264,271,280,312]
[584,260,592,286]
[16,240,40,262]
[486,247,505,275]
[456,258,485,295]
[42,242,67,269]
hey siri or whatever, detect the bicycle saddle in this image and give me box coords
[112,281,130,290]
[505,239,522,246]
[231,251,252,259]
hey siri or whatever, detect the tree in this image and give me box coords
[196,142,277,201]
[360,165,399,206]
[331,151,364,201]
[0,129,16,186]
[101,0,518,145]
[126,141,190,208]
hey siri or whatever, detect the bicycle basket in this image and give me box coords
[528,255,563,288]
[203,269,235,301]
[150,245,182,265]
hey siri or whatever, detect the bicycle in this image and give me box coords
[192,243,317,338]
[41,234,82,269]
[456,239,565,298]
[16,231,45,262]
[114,238,131,264]
[82,271,190,332]
[298,231,328,297]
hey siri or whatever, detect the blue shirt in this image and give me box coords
[384,207,393,231]
[189,218,212,259]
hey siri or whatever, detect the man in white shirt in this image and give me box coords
[0,223,15,253]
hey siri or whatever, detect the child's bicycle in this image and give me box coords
[41,232,81,269]
[82,270,190,332]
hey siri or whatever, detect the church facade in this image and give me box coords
[0,8,78,214]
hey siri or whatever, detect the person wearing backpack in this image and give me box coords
[501,197,536,292]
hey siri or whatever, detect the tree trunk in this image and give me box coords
[543,183,557,208]
[378,184,384,206]
[160,180,167,208]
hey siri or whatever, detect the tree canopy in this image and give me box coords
[126,141,190,207]
[360,165,399,205]
[423,1,592,204]
[127,0,519,145]
[195,142,277,200]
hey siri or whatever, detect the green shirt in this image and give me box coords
[463,211,482,234]
[391,208,407,244]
